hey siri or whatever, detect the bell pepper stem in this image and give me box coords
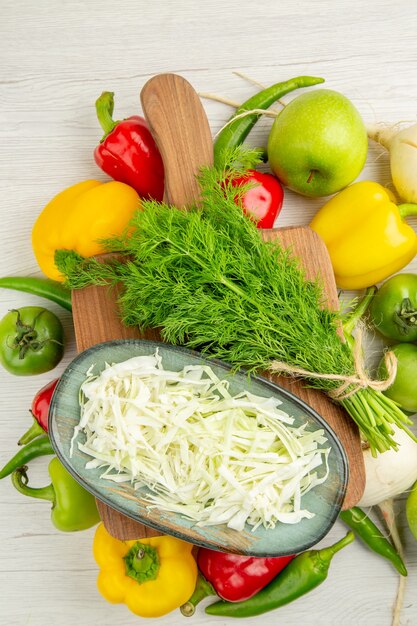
[132,546,154,573]
[124,541,160,584]
[398,203,417,218]
[317,531,355,563]
[343,286,377,338]
[11,466,55,502]
[18,418,45,445]
[95,91,118,138]
[180,573,216,617]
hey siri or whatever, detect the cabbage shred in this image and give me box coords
[74,351,330,532]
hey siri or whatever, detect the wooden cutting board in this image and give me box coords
[72,74,365,540]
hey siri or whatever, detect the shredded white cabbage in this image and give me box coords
[73,350,330,532]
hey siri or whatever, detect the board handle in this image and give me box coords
[140,73,213,207]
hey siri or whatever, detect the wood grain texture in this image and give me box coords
[263,226,365,508]
[141,73,213,206]
[71,223,363,539]
[2,1,417,624]
[72,272,161,540]
[72,74,361,540]
[90,73,215,538]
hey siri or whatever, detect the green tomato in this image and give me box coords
[370,273,417,342]
[0,306,64,376]
[379,343,417,412]
[406,480,417,541]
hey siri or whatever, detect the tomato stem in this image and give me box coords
[393,297,417,332]
[9,308,63,359]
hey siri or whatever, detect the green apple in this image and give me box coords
[267,89,368,197]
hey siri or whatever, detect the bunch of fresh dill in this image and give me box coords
[56,156,414,455]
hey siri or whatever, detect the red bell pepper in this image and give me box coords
[198,548,295,601]
[18,378,59,445]
[94,91,165,201]
[231,170,284,228]
[181,548,294,615]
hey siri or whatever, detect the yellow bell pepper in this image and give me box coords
[93,523,197,618]
[310,181,417,289]
[32,180,139,281]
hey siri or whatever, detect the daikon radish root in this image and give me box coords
[359,424,417,507]
[368,122,417,203]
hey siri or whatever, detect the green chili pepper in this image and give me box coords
[205,532,354,617]
[0,435,54,479]
[18,420,45,446]
[11,458,100,532]
[0,276,72,311]
[340,507,407,576]
[213,75,325,168]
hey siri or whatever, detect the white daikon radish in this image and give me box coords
[368,123,417,204]
[359,424,417,507]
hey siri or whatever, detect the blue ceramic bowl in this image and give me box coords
[49,339,348,556]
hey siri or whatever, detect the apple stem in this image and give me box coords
[307,170,316,184]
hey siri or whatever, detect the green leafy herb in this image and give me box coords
[56,154,414,455]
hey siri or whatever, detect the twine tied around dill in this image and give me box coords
[269,324,398,401]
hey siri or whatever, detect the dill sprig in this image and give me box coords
[56,152,414,454]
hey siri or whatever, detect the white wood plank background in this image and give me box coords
[1,1,417,624]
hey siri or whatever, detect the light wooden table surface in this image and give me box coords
[1,1,417,624]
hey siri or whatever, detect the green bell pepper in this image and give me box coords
[12,457,100,532]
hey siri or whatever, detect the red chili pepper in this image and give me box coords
[231,170,284,229]
[94,91,165,201]
[18,378,59,445]
[198,549,295,602]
